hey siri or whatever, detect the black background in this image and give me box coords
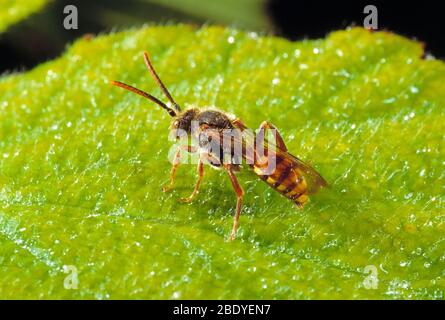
[0,0,443,74]
[268,0,443,57]
[0,299,436,317]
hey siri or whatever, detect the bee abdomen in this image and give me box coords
[253,161,309,206]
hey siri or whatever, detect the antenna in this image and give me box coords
[110,80,177,117]
[143,51,181,112]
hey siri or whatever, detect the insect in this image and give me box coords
[111,51,327,240]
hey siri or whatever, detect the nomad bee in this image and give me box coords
[111,52,327,240]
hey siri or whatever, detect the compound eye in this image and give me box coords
[173,120,179,128]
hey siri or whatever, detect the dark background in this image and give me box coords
[0,0,443,74]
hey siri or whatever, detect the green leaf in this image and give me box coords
[0,0,49,33]
[0,25,444,299]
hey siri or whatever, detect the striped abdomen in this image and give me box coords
[251,153,309,207]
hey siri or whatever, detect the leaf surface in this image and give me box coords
[0,25,444,299]
[0,0,48,33]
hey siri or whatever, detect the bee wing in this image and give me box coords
[201,127,328,194]
[237,130,328,194]
[284,151,328,194]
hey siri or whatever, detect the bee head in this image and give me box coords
[172,108,198,135]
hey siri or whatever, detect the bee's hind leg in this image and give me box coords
[179,158,204,203]
[162,145,196,193]
[257,121,288,152]
[224,164,245,241]
[294,194,309,209]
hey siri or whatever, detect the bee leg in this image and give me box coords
[225,165,245,241]
[257,121,288,152]
[294,194,309,209]
[162,148,181,192]
[232,118,248,130]
[162,145,197,192]
[179,159,204,203]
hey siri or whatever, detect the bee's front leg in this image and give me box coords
[162,145,196,193]
[179,158,204,203]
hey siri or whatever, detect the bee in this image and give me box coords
[111,51,327,240]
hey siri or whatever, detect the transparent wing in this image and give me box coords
[200,126,328,194]
[283,151,328,194]
[238,128,328,194]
